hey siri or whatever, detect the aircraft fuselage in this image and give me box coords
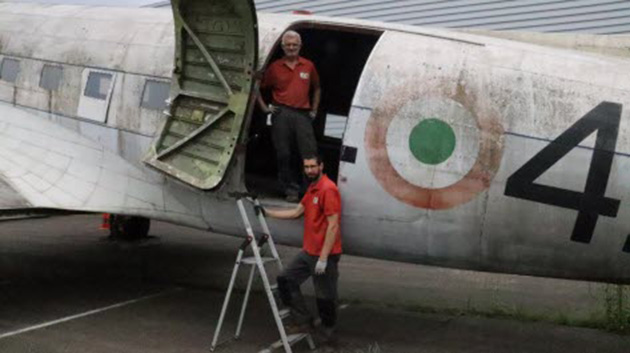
[0,3,629,283]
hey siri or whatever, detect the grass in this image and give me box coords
[601,284,630,332]
[343,284,630,335]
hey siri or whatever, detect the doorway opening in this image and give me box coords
[245,23,382,199]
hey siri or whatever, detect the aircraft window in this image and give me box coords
[141,80,169,110]
[0,58,20,83]
[40,65,63,91]
[84,72,113,100]
[324,113,347,139]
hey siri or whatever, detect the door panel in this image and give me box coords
[145,0,258,190]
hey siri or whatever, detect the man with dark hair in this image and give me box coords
[262,155,341,342]
[258,30,321,202]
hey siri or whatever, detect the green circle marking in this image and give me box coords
[409,118,456,165]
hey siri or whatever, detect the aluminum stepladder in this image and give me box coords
[210,194,315,353]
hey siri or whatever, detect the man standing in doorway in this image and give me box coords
[258,30,321,202]
[261,155,341,342]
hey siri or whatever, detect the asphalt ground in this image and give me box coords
[0,215,629,352]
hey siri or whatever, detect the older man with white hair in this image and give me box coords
[258,30,321,202]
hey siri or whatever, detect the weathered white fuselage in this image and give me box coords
[1,4,629,283]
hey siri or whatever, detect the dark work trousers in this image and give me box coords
[277,251,341,328]
[271,106,317,196]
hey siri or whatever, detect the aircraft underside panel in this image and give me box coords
[0,178,30,210]
[145,0,258,190]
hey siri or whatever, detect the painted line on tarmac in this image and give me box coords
[0,287,182,340]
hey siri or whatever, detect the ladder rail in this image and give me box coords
[210,236,251,351]
[235,265,256,339]
[237,199,293,353]
[253,198,283,272]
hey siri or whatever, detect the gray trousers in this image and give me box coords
[271,106,317,195]
[277,251,340,328]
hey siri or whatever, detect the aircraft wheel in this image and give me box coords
[109,215,151,240]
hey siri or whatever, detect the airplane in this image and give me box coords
[0,0,629,285]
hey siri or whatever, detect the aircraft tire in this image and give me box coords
[109,215,151,240]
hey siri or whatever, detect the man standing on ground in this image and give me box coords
[258,30,321,202]
[262,155,341,342]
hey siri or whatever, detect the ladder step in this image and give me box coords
[258,333,310,353]
[279,308,290,319]
[241,256,277,265]
[270,283,278,291]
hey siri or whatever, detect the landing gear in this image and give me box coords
[109,215,151,241]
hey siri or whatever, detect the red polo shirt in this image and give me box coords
[300,174,342,256]
[262,56,319,109]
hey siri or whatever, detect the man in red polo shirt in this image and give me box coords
[258,30,321,202]
[263,155,342,342]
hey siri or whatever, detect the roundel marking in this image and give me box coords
[386,98,480,190]
[365,83,505,210]
[409,118,456,165]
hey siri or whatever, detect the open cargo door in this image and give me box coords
[145,0,258,189]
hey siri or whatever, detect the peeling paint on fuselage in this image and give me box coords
[1,4,630,283]
[365,73,504,210]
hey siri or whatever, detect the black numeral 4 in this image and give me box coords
[505,102,622,244]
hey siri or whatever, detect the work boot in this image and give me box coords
[284,319,314,334]
[316,325,338,347]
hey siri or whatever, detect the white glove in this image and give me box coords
[314,259,327,275]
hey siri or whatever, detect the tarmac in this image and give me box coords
[0,214,628,353]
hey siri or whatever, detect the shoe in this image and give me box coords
[284,320,313,335]
[316,325,338,346]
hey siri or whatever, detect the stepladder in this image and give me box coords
[210,193,316,353]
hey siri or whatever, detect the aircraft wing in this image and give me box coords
[0,102,208,228]
[0,177,30,210]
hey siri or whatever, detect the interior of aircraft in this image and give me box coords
[245,24,383,198]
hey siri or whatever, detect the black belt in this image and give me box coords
[273,103,310,113]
